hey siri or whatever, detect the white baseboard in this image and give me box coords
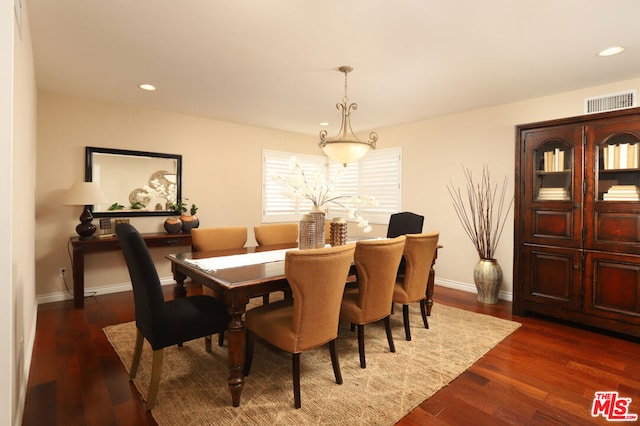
[36,277,178,305]
[435,278,513,302]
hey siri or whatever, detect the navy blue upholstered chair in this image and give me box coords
[386,212,424,275]
[115,223,230,410]
[386,212,424,238]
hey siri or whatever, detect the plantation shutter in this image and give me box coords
[262,150,326,223]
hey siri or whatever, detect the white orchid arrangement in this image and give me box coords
[274,157,377,232]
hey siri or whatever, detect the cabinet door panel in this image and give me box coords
[594,211,640,244]
[584,252,640,324]
[520,125,583,247]
[521,245,582,311]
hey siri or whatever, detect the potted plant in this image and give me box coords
[447,165,513,303]
[180,203,200,234]
[164,200,187,234]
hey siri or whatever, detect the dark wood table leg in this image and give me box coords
[425,247,439,316]
[226,294,249,407]
[72,243,84,308]
[172,265,187,299]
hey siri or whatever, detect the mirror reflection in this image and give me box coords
[85,147,182,217]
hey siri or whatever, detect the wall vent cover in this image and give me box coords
[584,90,637,114]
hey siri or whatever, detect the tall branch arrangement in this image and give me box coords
[446,165,513,260]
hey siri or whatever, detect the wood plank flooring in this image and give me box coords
[22,284,640,425]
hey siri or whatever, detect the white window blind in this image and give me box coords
[262,147,401,225]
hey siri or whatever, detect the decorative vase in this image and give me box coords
[164,217,183,234]
[330,217,348,246]
[309,205,326,248]
[473,258,503,304]
[180,214,199,234]
[298,214,316,250]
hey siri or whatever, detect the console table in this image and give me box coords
[70,232,192,308]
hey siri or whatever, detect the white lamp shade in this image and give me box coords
[321,141,372,165]
[63,181,108,206]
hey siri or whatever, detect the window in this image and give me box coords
[262,147,402,224]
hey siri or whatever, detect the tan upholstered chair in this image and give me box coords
[340,236,406,368]
[191,226,247,251]
[254,223,298,246]
[243,244,356,409]
[191,226,248,314]
[392,232,440,341]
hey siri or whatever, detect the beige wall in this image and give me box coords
[35,77,640,303]
[10,1,38,424]
[381,77,640,298]
[35,92,319,299]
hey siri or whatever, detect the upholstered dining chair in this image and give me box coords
[254,223,298,246]
[115,223,230,410]
[243,244,356,409]
[340,236,406,368]
[386,212,424,275]
[191,226,248,299]
[386,212,424,238]
[191,226,248,251]
[392,232,440,341]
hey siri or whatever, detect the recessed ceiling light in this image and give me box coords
[598,46,625,57]
[138,83,157,91]
[319,122,329,126]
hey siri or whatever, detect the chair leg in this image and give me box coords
[329,339,343,385]
[262,294,269,304]
[218,331,225,347]
[350,323,356,332]
[384,315,396,353]
[145,349,164,411]
[293,353,301,409]
[242,331,254,376]
[130,329,144,379]
[402,304,412,341]
[420,299,429,329]
[205,335,212,352]
[357,324,366,369]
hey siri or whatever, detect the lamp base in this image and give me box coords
[76,207,97,239]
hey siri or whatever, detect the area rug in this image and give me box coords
[104,303,520,425]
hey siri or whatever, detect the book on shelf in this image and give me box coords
[537,187,570,200]
[603,184,640,201]
[603,143,639,170]
[543,148,564,172]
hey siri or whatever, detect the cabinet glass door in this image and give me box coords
[521,124,583,247]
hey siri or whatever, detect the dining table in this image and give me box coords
[166,241,441,407]
[166,242,299,407]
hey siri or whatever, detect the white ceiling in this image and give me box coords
[27,0,640,136]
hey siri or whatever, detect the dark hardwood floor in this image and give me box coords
[23,284,640,425]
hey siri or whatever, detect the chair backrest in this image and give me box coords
[115,223,166,343]
[353,236,406,322]
[285,244,355,352]
[191,226,247,251]
[254,223,298,246]
[386,212,424,238]
[400,232,440,302]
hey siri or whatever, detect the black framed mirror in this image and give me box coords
[85,147,182,217]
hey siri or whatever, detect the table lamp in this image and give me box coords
[63,181,108,239]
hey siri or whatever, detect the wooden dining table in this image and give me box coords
[166,241,441,407]
[166,243,299,407]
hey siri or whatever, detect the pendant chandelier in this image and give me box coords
[319,66,377,166]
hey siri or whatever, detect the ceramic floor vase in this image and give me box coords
[473,258,502,304]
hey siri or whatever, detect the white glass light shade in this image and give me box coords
[63,181,108,206]
[321,141,372,165]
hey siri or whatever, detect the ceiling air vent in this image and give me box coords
[584,90,637,114]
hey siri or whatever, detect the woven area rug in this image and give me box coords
[104,303,520,425]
